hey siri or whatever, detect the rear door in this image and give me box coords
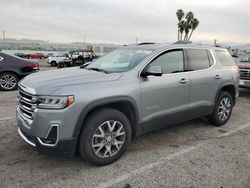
[186,48,219,117]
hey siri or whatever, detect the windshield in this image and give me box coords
[86,49,152,72]
[240,54,250,63]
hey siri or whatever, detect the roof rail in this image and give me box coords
[137,42,155,45]
[173,41,192,44]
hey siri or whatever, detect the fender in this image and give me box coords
[214,81,237,105]
[73,96,140,139]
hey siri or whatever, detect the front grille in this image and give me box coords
[17,85,37,120]
[239,69,250,79]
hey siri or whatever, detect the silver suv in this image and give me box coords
[16,43,239,165]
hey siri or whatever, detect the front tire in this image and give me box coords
[208,91,233,126]
[0,72,19,91]
[50,61,57,67]
[78,108,132,166]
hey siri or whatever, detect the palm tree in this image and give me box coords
[188,18,199,40]
[184,11,194,40]
[176,9,184,41]
[178,20,185,41]
[185,11,194,23]
[184,22,191,41]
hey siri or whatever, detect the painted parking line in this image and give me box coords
[96,122,250,188]
[0,116,15,121]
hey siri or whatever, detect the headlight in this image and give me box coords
[37,95,74,109]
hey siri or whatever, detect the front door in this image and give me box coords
[140,49,190,130]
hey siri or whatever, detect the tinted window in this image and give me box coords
[239,54,250,63]
[150,50,184,74]
[216,51,236,66]
[188,49,211,70]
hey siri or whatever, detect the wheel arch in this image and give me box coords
[73,96,140,141]
[214,83,237,105]
[0,70,20,79]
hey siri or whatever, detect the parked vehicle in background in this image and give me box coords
[237,53,250,88]
[57,50,97,68]
[69,50,97,65]
[16,43,239,165]
[47,53,68,66]
[45,53,54,58]
[0,52,39,91]
[26,53,45,59]
[14,52,28,59]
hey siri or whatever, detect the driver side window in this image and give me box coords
[150,50,184,74]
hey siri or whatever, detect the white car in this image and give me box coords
[47,53,68,67]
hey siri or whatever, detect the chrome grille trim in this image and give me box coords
[239,69,250,79]
[17,84,37,127]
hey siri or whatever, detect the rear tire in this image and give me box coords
[78,108,132,166]
[208,91,233,126]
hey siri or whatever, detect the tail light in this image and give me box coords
[26,63,39,70]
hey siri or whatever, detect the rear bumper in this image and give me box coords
[17,126,77,158]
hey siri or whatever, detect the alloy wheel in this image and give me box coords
[218,97,232,121]
[92,120,126,158]
[0,74,17,90]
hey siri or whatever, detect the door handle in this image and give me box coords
[179,78,189,84]
[214,75,222,79]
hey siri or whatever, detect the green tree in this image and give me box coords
[188,18,199,40]
[176,9,185,41]
[176,10,199,42]
[178,20,186,41]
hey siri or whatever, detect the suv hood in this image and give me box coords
[237,62,250,69]
[20,67,122,94]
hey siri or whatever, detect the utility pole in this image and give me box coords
[214,39,217,47]
[3,30,5,41]
[84,34,86,44]
[135,37,138,44]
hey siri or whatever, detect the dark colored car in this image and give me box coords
[14,53,28,59]
[26,53,45,59]
[237,53,250,88]
[0,52,39,91]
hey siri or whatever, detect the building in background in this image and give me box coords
[0,39,121,56]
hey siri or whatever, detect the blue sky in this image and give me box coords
[0,0,249,45]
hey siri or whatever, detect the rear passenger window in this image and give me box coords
[216,51,236,66]
[187,49,211,70]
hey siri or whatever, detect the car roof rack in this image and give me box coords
[173,41,192,44]
[137,42,155,45]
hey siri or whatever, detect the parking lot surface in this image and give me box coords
[0,63,250,188]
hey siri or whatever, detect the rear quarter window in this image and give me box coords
[187,49,212,71]
[215,51,236,66]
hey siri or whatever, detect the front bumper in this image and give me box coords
[16,106,78,157]
[239,79,250,88]
[17,125,77,158]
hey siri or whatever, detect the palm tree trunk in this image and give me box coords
[188,30,194,40]
[178,28,180,41]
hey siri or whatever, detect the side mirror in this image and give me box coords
[142,66,163,77]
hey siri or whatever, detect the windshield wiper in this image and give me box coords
[85,67,110,74]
